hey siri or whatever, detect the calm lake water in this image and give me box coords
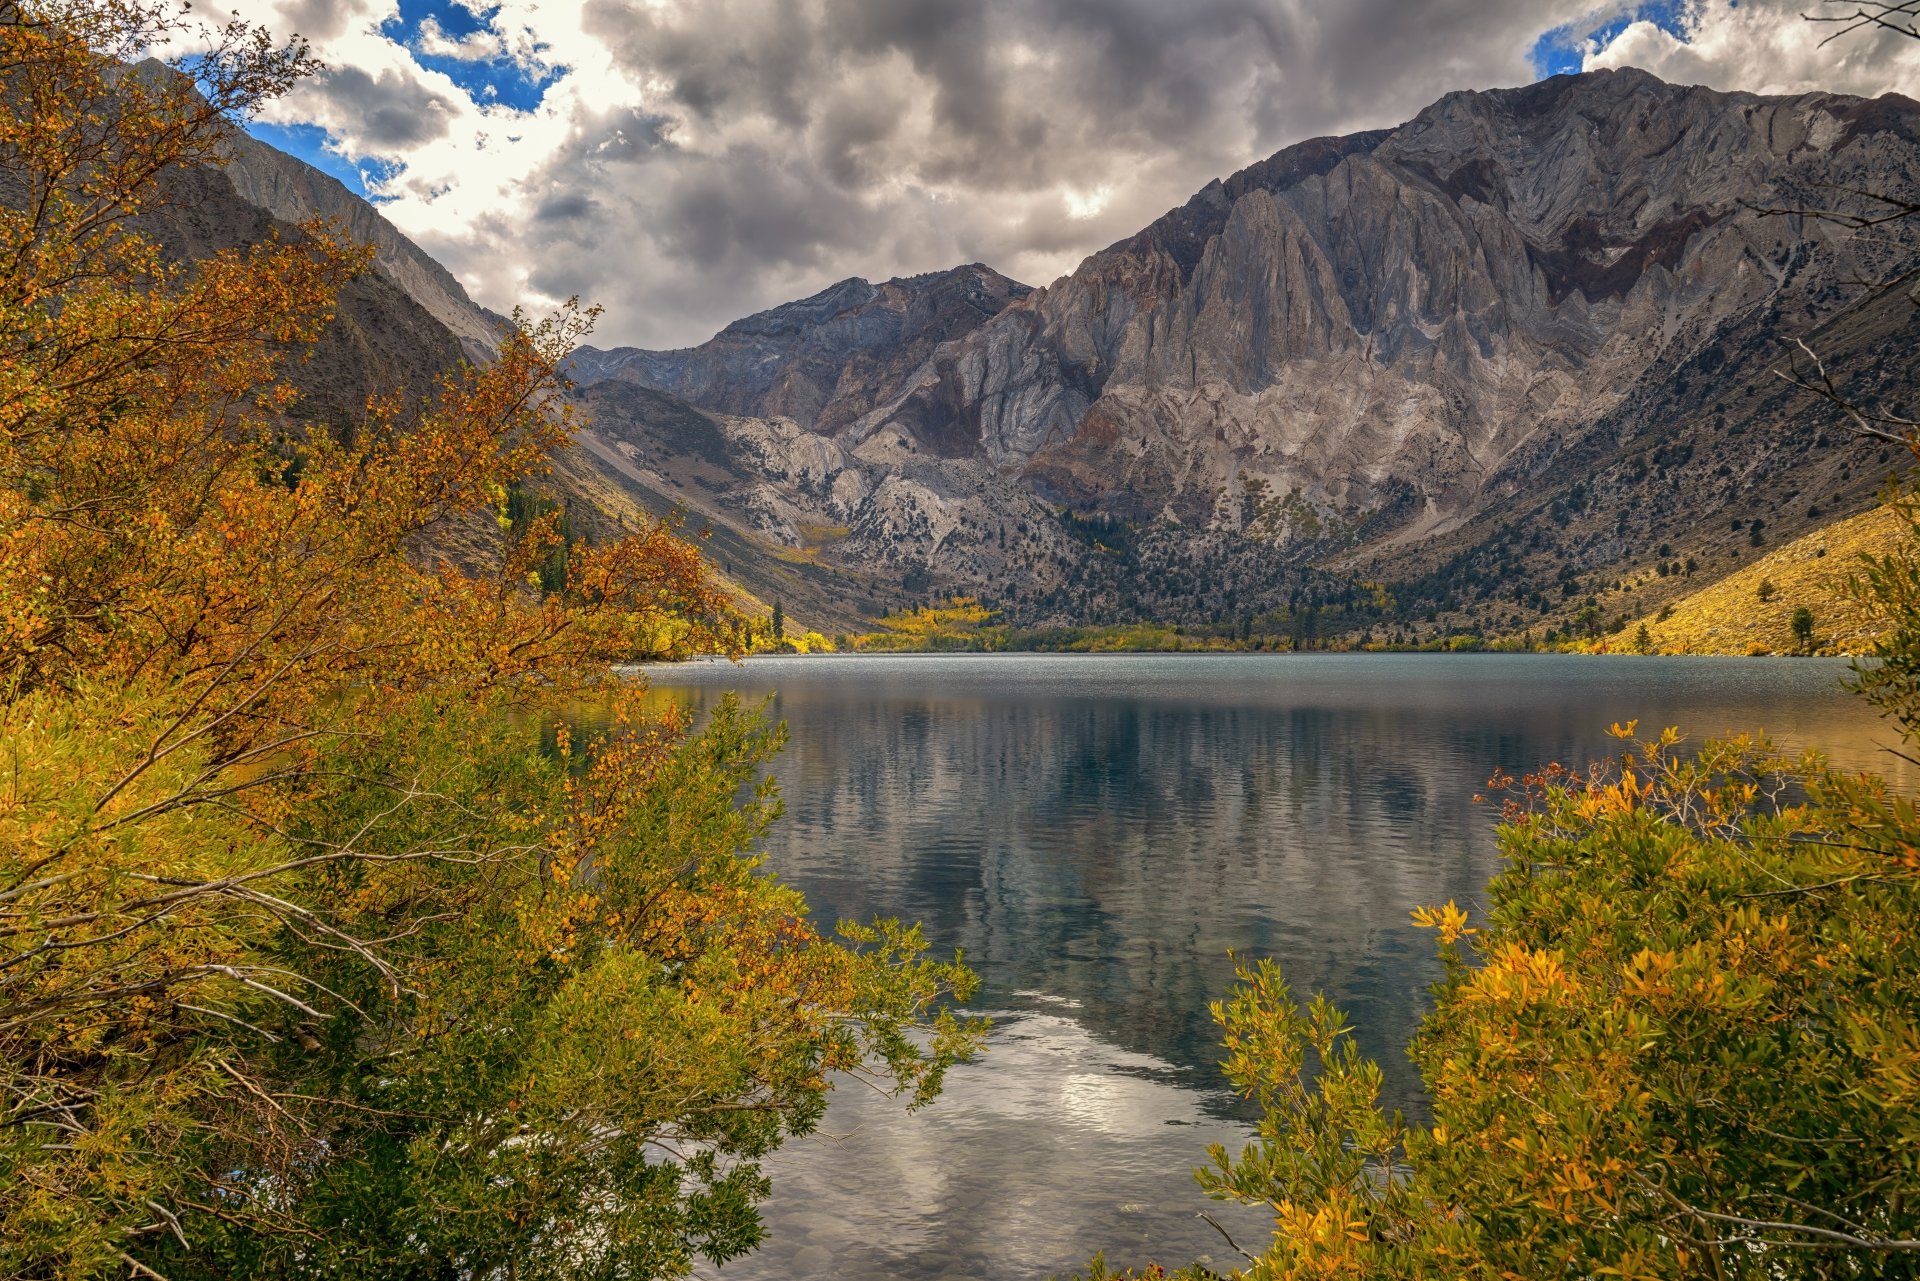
[628,653,1910,1281]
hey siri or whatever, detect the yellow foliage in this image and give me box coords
[876,596,998,635]
[0,7,915,1274]
[854,596,1006,650]
[1410,899,1475,945]
[1183,723,1920,1281]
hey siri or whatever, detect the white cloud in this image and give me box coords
[416,15,505,62]
[1582,0,1920,98]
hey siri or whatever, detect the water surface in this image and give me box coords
[628,654,1907,1280]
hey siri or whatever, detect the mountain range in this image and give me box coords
[168,66,1920,641]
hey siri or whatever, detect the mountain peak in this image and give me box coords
[569,260,1032,430]
[495,70,1920,634]
[716,277,878,342]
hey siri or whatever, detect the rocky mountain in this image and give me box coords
[562,265,1079,629]
[571,265,1031,433]
[120,111,1049,629]
[136,146,466,436]
[116,66,1920,640]
[562,68,1920,638]
[918,68,1909,529]
[192,89,508,367]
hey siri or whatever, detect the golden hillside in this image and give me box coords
[1643,503,1908,655]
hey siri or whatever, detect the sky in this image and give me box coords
[168,0,1920,350]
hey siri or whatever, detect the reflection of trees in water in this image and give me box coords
[646,660,1912,1117]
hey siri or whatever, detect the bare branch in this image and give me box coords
[1808,1,1920,45]
[1675,1199,1920,1251]
[1198,1210,1261,1264]
[1775,339,1918,445]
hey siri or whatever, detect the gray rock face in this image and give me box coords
[561,68,1920,626]
[104,60,504,369]
[572,376,1090,631]
[129,152,468,436]
[883,68,1919,540]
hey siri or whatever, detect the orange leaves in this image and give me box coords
[1270,1195,1376,1274]
[0,7,729,732]
[0,9,987,1275]
[3,246,729,729]
[1568,772,1651,823]
[1618,948,1679,1002]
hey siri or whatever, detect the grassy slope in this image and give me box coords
[1641,503,1907,655]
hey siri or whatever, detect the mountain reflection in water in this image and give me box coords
[613,653,1909,1281]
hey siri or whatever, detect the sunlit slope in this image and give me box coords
[1645,503,1907,655]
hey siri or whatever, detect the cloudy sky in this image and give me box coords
[182,0,1920,349]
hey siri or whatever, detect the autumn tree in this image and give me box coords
[1157,707,1919,1281]
[0,3,978,1276]
[1088,581,1920,1280]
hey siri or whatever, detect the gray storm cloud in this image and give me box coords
[289,0,1920,348]
[465,0,1580,347]
[318,65,462,148]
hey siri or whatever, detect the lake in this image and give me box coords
[632,653,1910,1281]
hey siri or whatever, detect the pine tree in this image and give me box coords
[1791,606,1816,655]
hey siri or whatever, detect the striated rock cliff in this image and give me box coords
[880,70,1914,524]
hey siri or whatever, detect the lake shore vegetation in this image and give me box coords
[842,490,1896,657]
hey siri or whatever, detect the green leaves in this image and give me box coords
[1185,959,1409,1280]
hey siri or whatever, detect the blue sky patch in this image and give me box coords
[242,2,562,203]
[380,0,566,113]
[1530,1,1691,78]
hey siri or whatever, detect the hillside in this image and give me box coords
[89,82,802,626]
[1641,501,1909,655]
